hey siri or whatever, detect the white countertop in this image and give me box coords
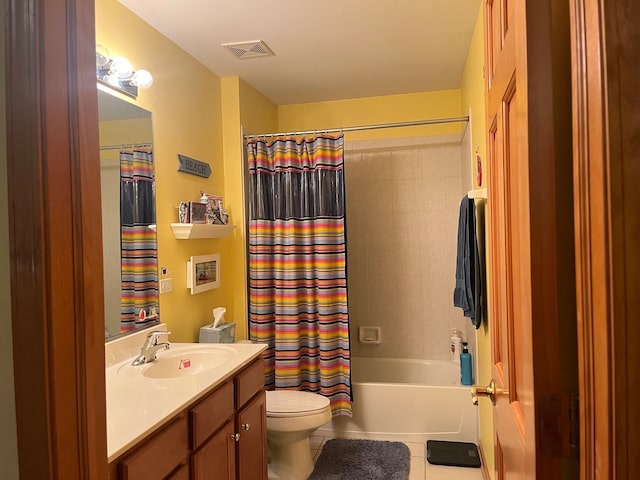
[105,327,266,462]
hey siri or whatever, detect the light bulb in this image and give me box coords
[104,75,121,87]
[131,69,154,89]
[110,56,133,79]
[96,44,110,68]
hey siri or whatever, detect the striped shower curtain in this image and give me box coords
[120,148,158,332]
[247,135,352,416]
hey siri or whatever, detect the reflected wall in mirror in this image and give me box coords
[98,84,160,341]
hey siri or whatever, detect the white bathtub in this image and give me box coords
[317,357,478,443]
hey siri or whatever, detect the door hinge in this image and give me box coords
[539,393,579,458]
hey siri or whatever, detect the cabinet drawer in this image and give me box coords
[190,380,234,449]
[235,357,265,409]
[119,414,188,480]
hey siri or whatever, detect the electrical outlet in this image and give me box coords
[160,278,172,294]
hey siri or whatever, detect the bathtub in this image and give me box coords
[317,357,478,443]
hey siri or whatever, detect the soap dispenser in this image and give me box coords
[460,342,473,386]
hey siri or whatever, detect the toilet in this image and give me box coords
[266,390,332,480]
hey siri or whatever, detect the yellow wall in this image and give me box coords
[97,0,229,342]
[461,7,486,191]
[460,6,494,478]
[239,80,280,136]
[278,90,463,140]
[220,78,279,339]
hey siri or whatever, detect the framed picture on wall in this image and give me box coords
[186,253,220,294]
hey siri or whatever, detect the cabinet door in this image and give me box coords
[191,420,236,480]
[166,463,189,480]
[236,391,267,480]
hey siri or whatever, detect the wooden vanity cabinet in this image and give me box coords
[109,357,267,480]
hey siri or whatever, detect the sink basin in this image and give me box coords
[138,348,235,379]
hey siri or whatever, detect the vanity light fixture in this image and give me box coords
[96,44,153,98]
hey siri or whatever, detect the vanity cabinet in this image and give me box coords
[109,357,267,480]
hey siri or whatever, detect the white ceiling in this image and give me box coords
[118,0,481,105]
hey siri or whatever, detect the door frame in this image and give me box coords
[6,0,107,477]
[570,0,640,478]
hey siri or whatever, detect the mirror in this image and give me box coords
[98,85,159,341]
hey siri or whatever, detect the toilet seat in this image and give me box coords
[266,390,330,418]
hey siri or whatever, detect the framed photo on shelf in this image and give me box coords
[189,201,207,224]
[186,253,220,294]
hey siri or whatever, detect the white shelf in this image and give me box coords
[170,223,236,239]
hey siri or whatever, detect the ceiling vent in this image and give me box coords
[222,40,274,59]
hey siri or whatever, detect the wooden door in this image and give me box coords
[483,0,578,478]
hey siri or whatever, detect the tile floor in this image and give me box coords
[310,434,484,480]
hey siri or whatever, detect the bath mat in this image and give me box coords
[426,440,481,468]
[309,438,410,480]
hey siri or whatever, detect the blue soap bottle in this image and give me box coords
[460,342,473,386]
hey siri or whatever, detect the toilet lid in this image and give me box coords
[266,390,330,417]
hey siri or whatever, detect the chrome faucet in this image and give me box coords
[131,331,171,366]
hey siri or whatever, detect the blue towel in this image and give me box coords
[453,196,482,328]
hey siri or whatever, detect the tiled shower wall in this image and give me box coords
[345,133,476,362]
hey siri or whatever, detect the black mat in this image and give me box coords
[426,440,481,468]
[309,438,410,480]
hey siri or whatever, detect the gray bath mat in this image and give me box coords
[309,438,410,480]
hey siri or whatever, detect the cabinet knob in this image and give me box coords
[241,423,251,431]
[231,433,240,442]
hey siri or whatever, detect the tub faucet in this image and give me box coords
[131,331,171,366]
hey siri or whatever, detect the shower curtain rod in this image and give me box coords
[243,115,469,140]
[99,142,153,151]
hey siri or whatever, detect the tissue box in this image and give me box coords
[199,322,236,343]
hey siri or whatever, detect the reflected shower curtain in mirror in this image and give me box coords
[247,135,352,416]
[120,148,158,332]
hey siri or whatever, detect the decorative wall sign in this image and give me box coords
[177,154,211,178]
